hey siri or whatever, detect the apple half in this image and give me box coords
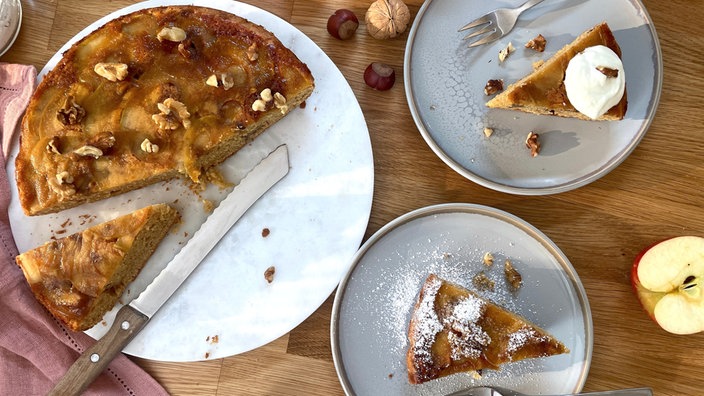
[631,236,704,335]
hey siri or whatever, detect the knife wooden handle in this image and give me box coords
[48,305,149,396]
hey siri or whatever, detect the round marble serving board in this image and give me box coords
[6,0,374,361]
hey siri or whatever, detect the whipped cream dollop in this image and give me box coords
[564,45,625,120]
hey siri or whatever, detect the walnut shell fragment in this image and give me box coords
[365,0,411,40]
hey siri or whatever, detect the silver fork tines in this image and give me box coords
[458,0,546,47]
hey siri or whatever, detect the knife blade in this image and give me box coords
[49,144,290,396]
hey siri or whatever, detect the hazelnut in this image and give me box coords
[94,62,128,82]
[365,0,411,40]
[327,9,359,40]
[157,26,187,42]
[364,62,396,90]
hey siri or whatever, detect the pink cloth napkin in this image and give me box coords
[0,63,168,395]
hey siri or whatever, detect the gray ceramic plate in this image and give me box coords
[331,204,592,395]
[404,0,662,194]
[0,0,21,57]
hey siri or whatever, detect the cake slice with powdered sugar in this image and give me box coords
[406,274,569,384]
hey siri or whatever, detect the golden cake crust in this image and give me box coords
[16,5,314,216]
[15,203,179,331]
[406,274,569,384]
[486,22,627,120]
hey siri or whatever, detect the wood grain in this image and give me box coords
[3,0,704,395]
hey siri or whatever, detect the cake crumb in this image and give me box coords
[262,227,270,237]
[483,127,494,138]
[472,271,495,292]
[264,266,276,283]
[482,252,494,266]
[498,42,515,62]
[504,259,523,291]
[202,199,215,213]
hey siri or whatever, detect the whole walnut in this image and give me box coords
[365,0,411,40]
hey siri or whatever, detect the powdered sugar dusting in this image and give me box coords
[507,326,549,356]
[446,295,490,360]
[409,276,444,367]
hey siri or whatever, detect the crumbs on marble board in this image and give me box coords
[264,266,276,283]
[206,334,219,344]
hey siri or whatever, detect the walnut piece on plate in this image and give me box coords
[504,259,523,291]
[484,79,504,96]
[525,132,541,157]
[525,34,547,52]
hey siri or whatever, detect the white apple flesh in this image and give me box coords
[632,236,704,335]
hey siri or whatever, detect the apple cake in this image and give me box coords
[15,5,315,216]
[486,22,627,121]
[406,274,569,384]
[15,203,179,331]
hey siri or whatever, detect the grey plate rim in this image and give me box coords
[330,203,594,395]
[0,0,22,57]
[403,0,663,195]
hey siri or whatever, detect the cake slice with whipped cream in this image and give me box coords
[486,22,627,121]
[406,274,569,384]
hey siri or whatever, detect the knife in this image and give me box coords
[48,144,290,396]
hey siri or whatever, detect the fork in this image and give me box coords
[458,0,546,47]
[446,385,653,396]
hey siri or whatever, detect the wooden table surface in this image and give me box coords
[4,0,703,395]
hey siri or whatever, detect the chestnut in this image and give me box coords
[364,62,396,91]
[327,9,359,40]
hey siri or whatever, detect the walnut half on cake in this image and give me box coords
[406,274,569,384]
